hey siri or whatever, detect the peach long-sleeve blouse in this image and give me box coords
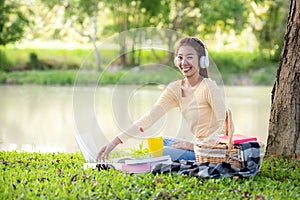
[117,78,226,143]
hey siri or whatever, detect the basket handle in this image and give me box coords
[225,109,234,151]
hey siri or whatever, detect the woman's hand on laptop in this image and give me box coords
[97,137,122,162]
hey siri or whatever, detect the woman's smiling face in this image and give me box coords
[176,45,200,77]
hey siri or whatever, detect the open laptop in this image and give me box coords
[75,133,172,172]
[75,133,98,163]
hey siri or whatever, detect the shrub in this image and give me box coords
[0,50,11,71]
[29,52,39,70]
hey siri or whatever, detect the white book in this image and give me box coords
[124,155,172,165]
[83,156,172,173]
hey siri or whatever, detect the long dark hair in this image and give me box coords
[175,37,208,78]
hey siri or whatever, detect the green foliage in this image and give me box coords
[0,71,6,83]
[253,0,289,61]
[2,47,88,70]
[102,67,182,85]
[211,51,278,72]
[101,0,169,67]
[199,0,248,34]
[0,48,279,85]
[212,51,256,73]
[7,0,287,65]
[0,151,299,199]
[0,68,181,85]
[1,70,78,85]
[109,141,150,159]
[140,0,164,16]
[2,47,169,70]
[250,66,278,85]
[0,50,10,71]
[63,0,100,34]
[0,0,30,46]
[29,52,39,70]
[129,141,150,158]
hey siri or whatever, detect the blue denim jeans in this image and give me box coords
[162,136,195,161]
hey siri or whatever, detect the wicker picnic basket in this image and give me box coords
[194,110,243,168]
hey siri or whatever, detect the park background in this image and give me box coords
[0,0,289,152]
[0,0,288,85]
[1,1,300,199]
[0,0,289,151]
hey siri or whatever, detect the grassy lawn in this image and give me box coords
[0,151,299,199]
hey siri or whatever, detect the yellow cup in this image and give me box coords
[147,136,163,157]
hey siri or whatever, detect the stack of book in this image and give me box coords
[84,155,172,174]
[218,134,257,144]
[120,155,172,173]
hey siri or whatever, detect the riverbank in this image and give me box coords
[0,67,277,86]
[0,151,299,199]
[0,48,278,86]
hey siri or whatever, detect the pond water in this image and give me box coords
[0,85,272,153]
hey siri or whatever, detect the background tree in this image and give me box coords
[27,0,66,40]
[142,0,249,65]
[0,0,30,70]
[0,0,29,46]
[252,0,290,60]
[267,0,300,156]
[3,0,289,72]
[103,0,164,67]
[39,0,104,70]
[65,0,103,70]
[199,0,248,34]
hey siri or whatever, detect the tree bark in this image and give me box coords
[267,0,300,155]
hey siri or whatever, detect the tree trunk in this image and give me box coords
[92,0,100,71]
[267,0,300,155]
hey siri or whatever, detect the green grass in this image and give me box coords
[1,47,277,71]
[0,47,168,70]
[0,67,277,86]
[0,151,299,199]
[212,51,278,85]
[1,48,93,68]
[0,47,279,85]
[0,67,183,86]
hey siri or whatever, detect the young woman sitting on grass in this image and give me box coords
[97,37,227,162]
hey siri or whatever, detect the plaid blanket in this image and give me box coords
[151,142,263,178]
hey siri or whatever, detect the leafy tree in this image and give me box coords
[146,0,249,64]
[65,0,102,70]
[251,0,290,60]
[103,0,165,67]
[0,0,29,46]
[0,0,30,70]
[198,0,248,34]
[36,0,104,70]
[28,0,69,40]
[24,0,251,69]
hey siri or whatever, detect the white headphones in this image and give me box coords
[174,37,209,69]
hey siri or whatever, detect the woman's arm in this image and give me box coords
[117,81,180,143]
[172,140,194,150]
[97,81,180,161]
[97,136,122,161]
